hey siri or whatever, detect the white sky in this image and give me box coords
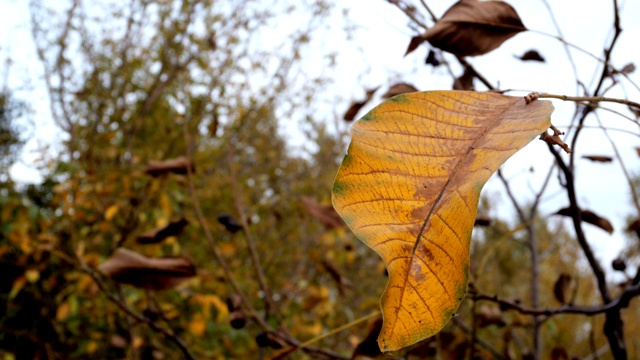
[2,0,640,277]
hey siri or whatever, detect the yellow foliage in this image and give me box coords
[333,91,553,351]
[104,204,119,221]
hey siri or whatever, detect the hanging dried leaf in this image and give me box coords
[556,208,614,234]
[474,215,491,227]
[143,156,195,177]
[582,155,613,163]
[453,68,474,90]
[382,83,419,99]
[425,49,441,66]
[612,258,627,272]
[550,347,569,360]
[517,49,545,62]
[98,248,196,291]
[615,63,636,76]
[553,273,572,304]
[137,218,189,244]
[421,0,527,57]
[352,317,383,359]
[540,125,571,153]
[301,196,345,229]
[229,310,247,329]
[630,107,640,119]
[405,35,426,57]
[217,214,242,233]
[344,88,378,121]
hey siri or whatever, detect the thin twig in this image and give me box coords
[452,317,505,360]
[538,93,640,110]
[225,142,282,325]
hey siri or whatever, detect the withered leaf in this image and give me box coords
[343,88,378,121]
[301,196,344,229]
[405,35,426,57]
[474,215,491,227]
[617,63,636,75]
[421,0,527,57]
[352,317,383,359]
[550,347,569,360]
[453,67,475,90]
[630,107,640,119]
[582,155,613,163]
[382,83,419,99]
[556,207,614,234]
[98,248,196,291]
[612,258,627,272]
[553,273,572,304]
[229,310,247,329]
[425,49,441,66]
[143,156,194,177]
[137,218,189,244]
[540,126,571,153]
[517,49,545,62]
[217,214,242,233]
[627,218,640,238]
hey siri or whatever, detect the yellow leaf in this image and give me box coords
[188,313,207,336]
[25,269,40,283]
[56,301,70,321]
[9,276,26,299]
[104,204,119,221]
[332,91,552,351]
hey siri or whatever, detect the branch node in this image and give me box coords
[524,92,540,104]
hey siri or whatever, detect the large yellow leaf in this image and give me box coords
[332,91,552,351]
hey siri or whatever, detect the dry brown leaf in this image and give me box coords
[612,258,627,272]
[301,196,344,229]
[137,218,189,244]
[582,155,613,163]
[143,156,194,177]
[474,215,491,227]
[556,207,614,234]
[422,0,527,57]
[405,35,426,56]
[344,88,378,121]
[630,107,640,119]
[517,49,545,62]
[550,347,569,360]
[381,83,419,99]
[552,273,572,304]
[540,125,571,153]
[98,248,196,291]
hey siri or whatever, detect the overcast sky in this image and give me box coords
[2,0,640,275]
